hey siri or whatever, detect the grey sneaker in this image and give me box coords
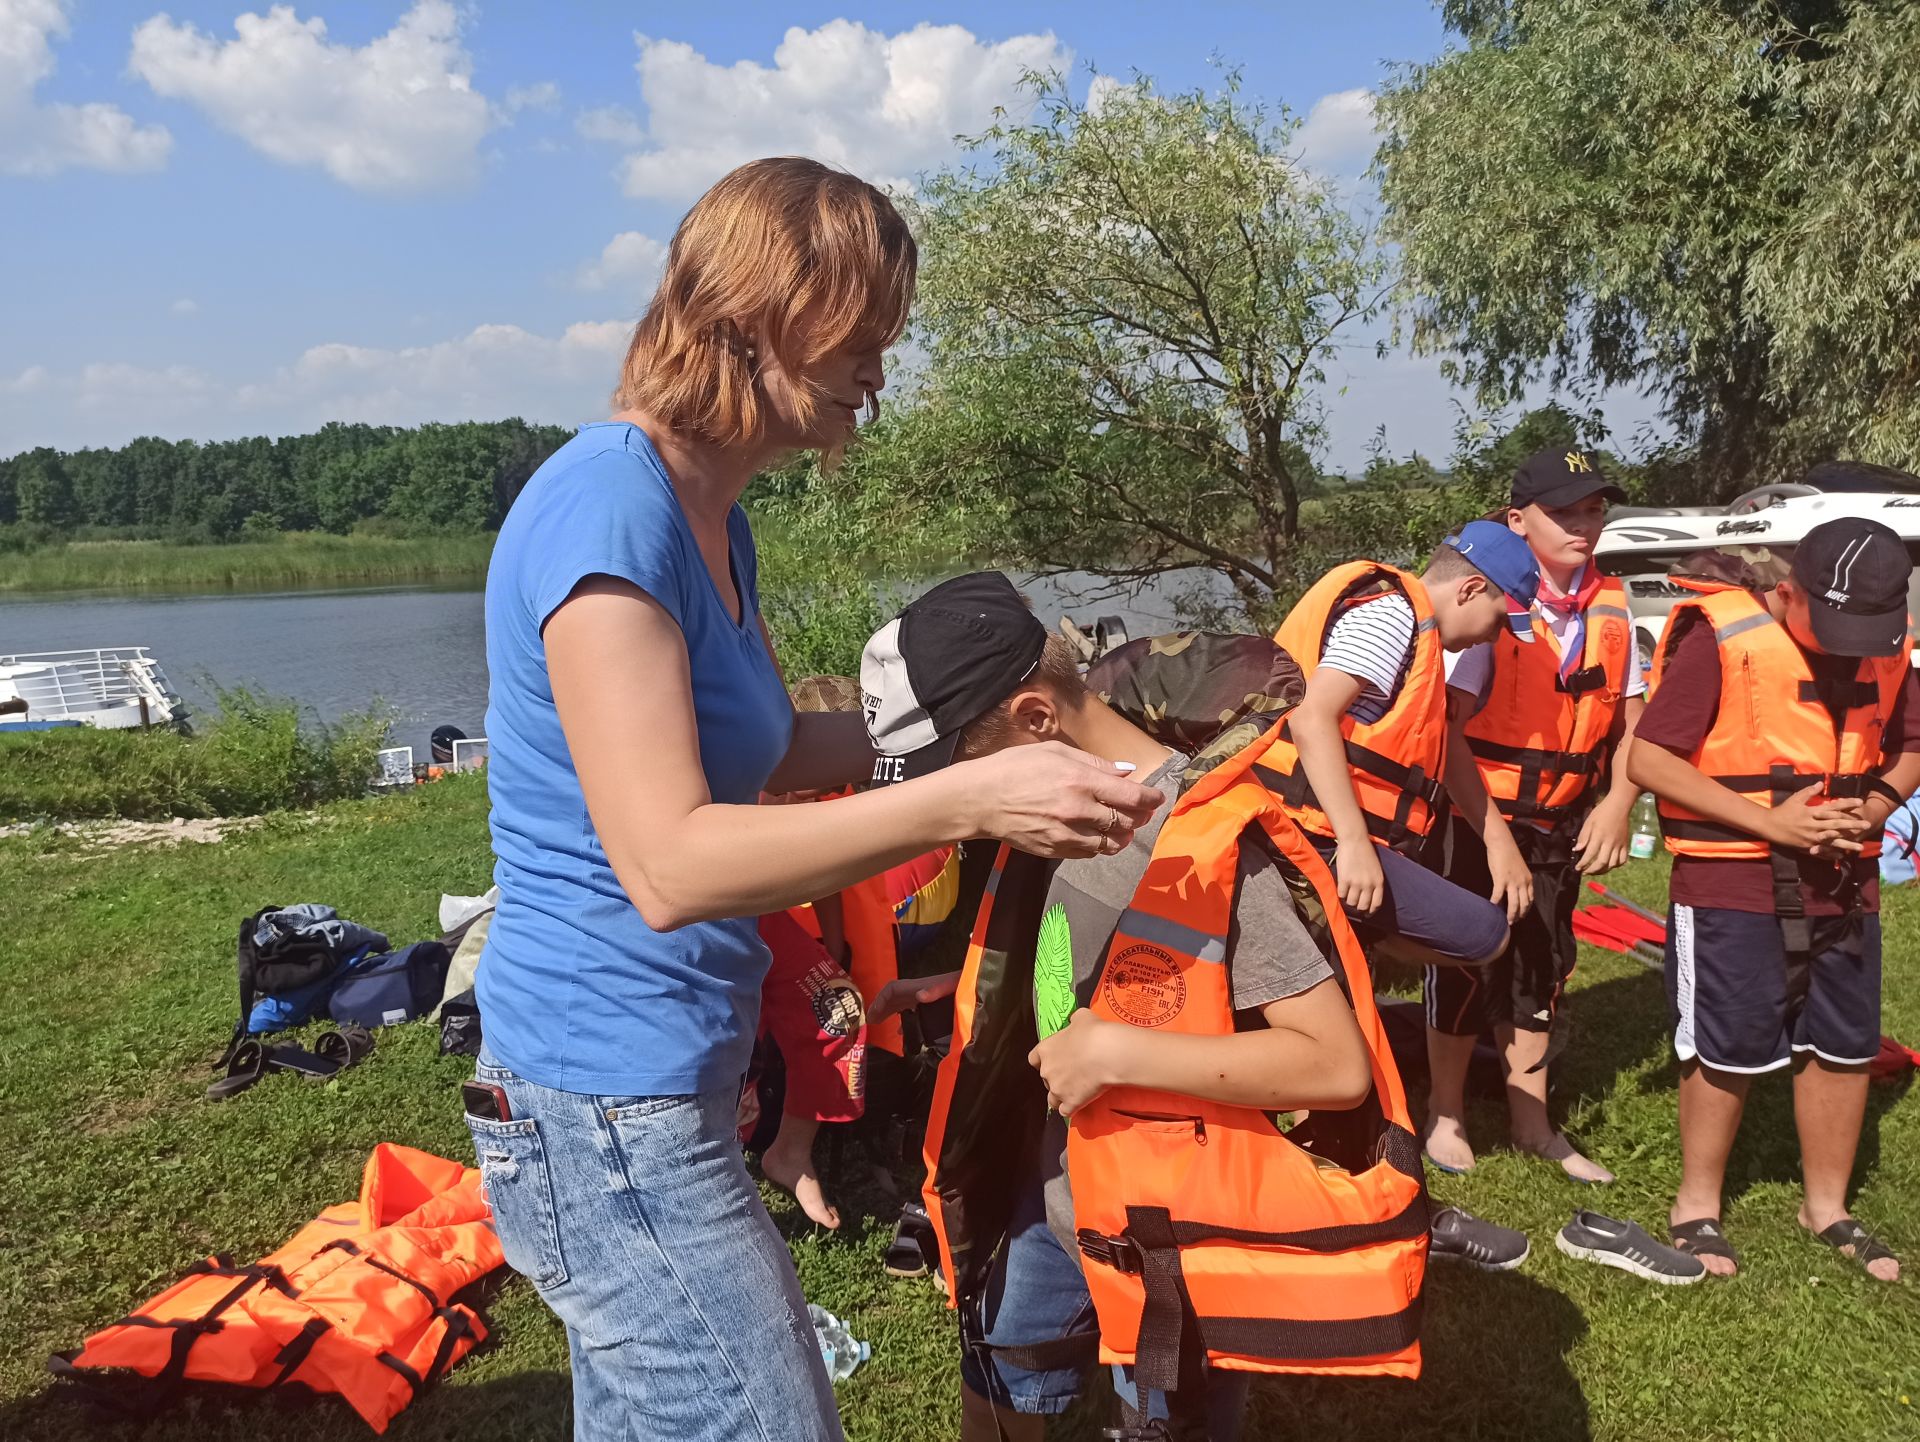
[1556,1210,1706,1285]
[1429,1205,1530,1271]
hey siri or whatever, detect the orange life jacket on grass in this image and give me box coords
[921,734,1429,1387]
[1461,576,1634,833]
[57,1144,504,1434]
[1263,562,1448,854]
[1650,585,1909,862]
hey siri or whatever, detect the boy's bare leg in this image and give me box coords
[1422,1027,1480,1171]
[1670,1060,1750,1276]
[1793,1055,1899,1282]
[961,1384,1045,1442]
[1501,1024,1614,1183]
[761,1113,841,1230]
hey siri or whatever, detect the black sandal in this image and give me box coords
[1813,1218,1899,1277]
[1670,1218,1740,1272]
[205,1040,269,1101]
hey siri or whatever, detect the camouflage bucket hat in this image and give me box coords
[790,675,862,714]
[1086,631,1305,781]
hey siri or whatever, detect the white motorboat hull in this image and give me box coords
[0,648,185,730]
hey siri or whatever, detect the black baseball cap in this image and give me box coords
[1512,447,1627,510]
[860,571,1048,785]
[1789,517,1913,658]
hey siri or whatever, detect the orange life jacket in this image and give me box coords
[58,1144,504,1434]
[791,868,903,1056]
[1651,585,1909,863]
[921,737,1428,1387]
[1263,561,1448,853]
[1461,577,1634,832]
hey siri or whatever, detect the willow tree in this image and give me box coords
[1376,0,1920,499]
[800,73,1387,626]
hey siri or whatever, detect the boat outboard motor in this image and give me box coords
[430,725,467,766]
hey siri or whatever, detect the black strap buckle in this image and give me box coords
[1077,1228,1144,1275]
[1560,663,1607,696]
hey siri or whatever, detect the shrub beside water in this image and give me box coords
[0,531,495,593]
[0,689,392,821]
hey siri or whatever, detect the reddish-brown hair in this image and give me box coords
[612,157,917,446]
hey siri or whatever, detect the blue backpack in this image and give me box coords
[328,942,453,1029]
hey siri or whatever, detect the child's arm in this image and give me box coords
[1575,695,1644,875]
[866,970,961,1026]
[1288,667,1387,913]
[1627,742,1867,854]
[813,893,848,964]
[1027,980,1373,1118]
[1442,684,1533,922]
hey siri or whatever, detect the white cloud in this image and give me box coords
[503,80,559,115]
[574,230,667,294]
[1294,88,1378,179]
[1084,73,1126,117]
[0,0,171,176]
[128,0,494,193]
[1,320,633,451]
[575,102,644,146]
[612,20,1070,201]
[170,297,198,315]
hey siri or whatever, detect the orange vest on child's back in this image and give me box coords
[920,737,1428,1384]
[1650,585,1909,860]
[1462,576,1634,832]
[1261,562,1448,854]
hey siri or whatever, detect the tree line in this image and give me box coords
[0,419,571,544]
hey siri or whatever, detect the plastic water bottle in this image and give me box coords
[809,1304,871,1384]
[1629,793,1658,860]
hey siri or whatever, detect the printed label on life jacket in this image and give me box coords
[1102,943,1186,1027]
[810,974,865,1039]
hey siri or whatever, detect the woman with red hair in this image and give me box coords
[468,158,1160,1439]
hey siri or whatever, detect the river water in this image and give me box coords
[0,569,1218,757]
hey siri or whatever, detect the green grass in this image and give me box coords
[0,690,389,821]
[0,533,494,593]
[1,779,1917,1441]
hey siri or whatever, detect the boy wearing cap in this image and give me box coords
[1423,449,1643,1184]
[1629,515,1920,1281]
[1267,522,1541,973]
[862,571,1377,1440]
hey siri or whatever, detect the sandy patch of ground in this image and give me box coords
[0,816,262,848]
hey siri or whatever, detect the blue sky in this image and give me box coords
[0,1,1660,469]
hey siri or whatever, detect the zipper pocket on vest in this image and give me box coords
[1114,1110,1208,1146]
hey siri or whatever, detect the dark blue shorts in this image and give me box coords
[1665,905,1882,1074]
[1308,835,1508,966]
[959,1176,1250,1433]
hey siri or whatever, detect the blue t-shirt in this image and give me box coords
[478,422,794,1095]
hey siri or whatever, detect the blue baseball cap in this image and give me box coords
[1442,521,1541,641]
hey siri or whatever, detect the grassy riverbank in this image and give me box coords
[0,780,1915,1441]
[0,532,495,593]
[0,692,388,821]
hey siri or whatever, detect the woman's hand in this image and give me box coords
[866,971,961,1027]
[1029,1009,1128,1117]
[953,743,1163,859]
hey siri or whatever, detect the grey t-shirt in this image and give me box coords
[1039,752,1334,1259]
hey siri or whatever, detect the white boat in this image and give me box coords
[0,647,185,730]
[1594,464,1920,667]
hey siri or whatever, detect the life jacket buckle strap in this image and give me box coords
[1077,1228,1145,1276]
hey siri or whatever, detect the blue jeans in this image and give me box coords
[467,1049,842,1441]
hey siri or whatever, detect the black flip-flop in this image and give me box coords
[1813,1218,1899,1277]
[1670,1217,1740,1273]
[265,1026,375,1081]
[205,1040,269,1102]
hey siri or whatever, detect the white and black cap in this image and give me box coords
[861,571,1047,786]
[1789,517,1912,657]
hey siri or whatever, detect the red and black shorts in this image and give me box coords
[1424,814,1578,1037]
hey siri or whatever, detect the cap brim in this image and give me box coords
[869,730,959,788]
[1805,600,1908,659]
[1504,607,1537,642]
[1519,477,1629,510]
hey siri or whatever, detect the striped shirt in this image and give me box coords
[1320,593,1416,724]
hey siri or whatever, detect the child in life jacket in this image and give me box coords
[861,572,1403,1442]
[1263,523,1539,974]
[1424,449,1643,1184]
[1629,515,1920,1282]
